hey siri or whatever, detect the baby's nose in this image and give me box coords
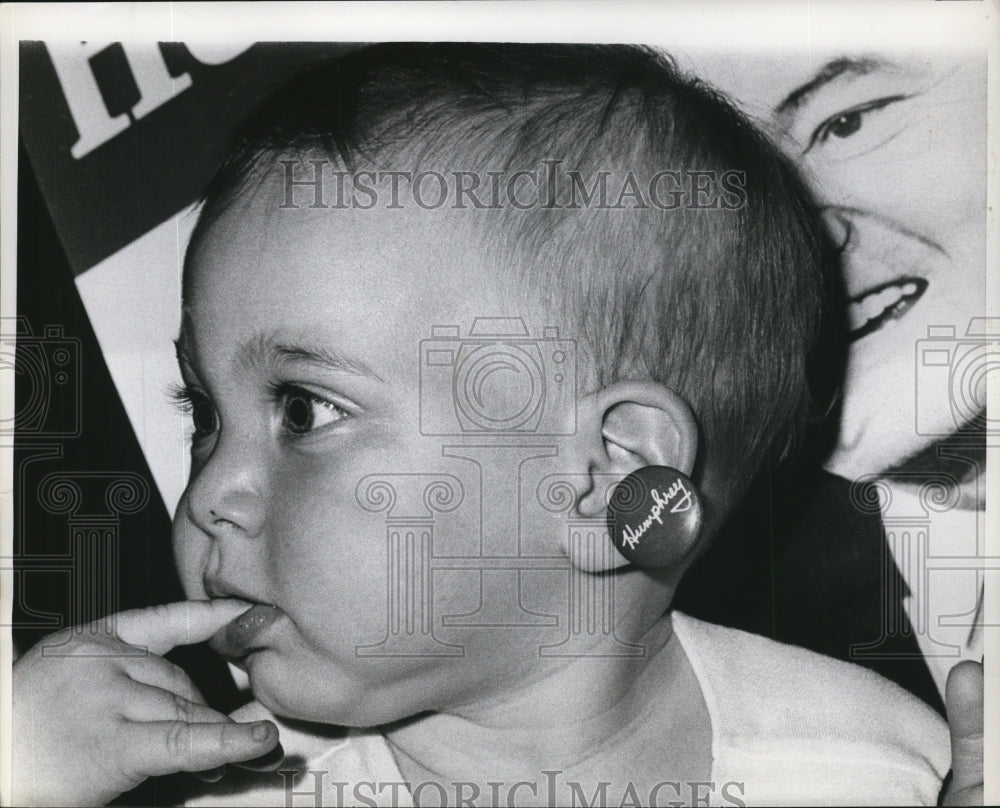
[185,439,266,540]
[188,487,265,540]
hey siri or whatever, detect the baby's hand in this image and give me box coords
[11,600,279,807]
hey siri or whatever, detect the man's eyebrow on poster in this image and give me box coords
[773,54,922,155]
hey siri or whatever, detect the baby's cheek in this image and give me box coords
[263,444,430,651]
[268,501,389,641]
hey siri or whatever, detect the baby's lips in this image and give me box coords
[209,602,282,659]
[204,598,257,653]
[209,627,239,659]
[208,597,257,628]
[210,596,257,614]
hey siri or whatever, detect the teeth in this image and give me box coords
[848,278,924,335]
[862,293,884,321]
[877,286,903,311]
[849,301,870,331]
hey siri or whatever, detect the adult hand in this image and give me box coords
[941,660,984,806]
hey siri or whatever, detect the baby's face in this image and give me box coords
[172,169,578,725]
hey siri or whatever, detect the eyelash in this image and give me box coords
[169,382,350,440]
[806,94,908,152]
[266,381,350,435]
[169,384,218,440]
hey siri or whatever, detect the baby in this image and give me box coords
[11,44,949,806]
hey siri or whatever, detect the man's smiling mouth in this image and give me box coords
[848,276,928,342]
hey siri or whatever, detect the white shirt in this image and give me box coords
[185,613,948,807]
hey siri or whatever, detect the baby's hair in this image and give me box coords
[187,43,845,519]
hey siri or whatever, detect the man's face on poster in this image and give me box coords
[687,52,986,481]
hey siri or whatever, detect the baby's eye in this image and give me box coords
[170,385,218,440]
[273,384,349,435]
[192,398,218,437]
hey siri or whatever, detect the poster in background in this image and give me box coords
[2,2,997,805]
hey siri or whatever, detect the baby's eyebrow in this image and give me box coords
[235,331,385,382]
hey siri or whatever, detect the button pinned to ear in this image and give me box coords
[607,465,703,568]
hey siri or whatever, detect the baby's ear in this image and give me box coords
[571,380,699,571]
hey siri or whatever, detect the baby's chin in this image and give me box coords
[244,650,425,728]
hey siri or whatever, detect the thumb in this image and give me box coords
[945,660,984,796]
[113,600,254,656]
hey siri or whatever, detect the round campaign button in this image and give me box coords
[607,465,703,567]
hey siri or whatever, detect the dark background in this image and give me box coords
[13,41,350,649]
[14,42,344,803]
[16,140,223,804]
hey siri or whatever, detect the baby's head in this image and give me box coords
[172,44,842,726]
